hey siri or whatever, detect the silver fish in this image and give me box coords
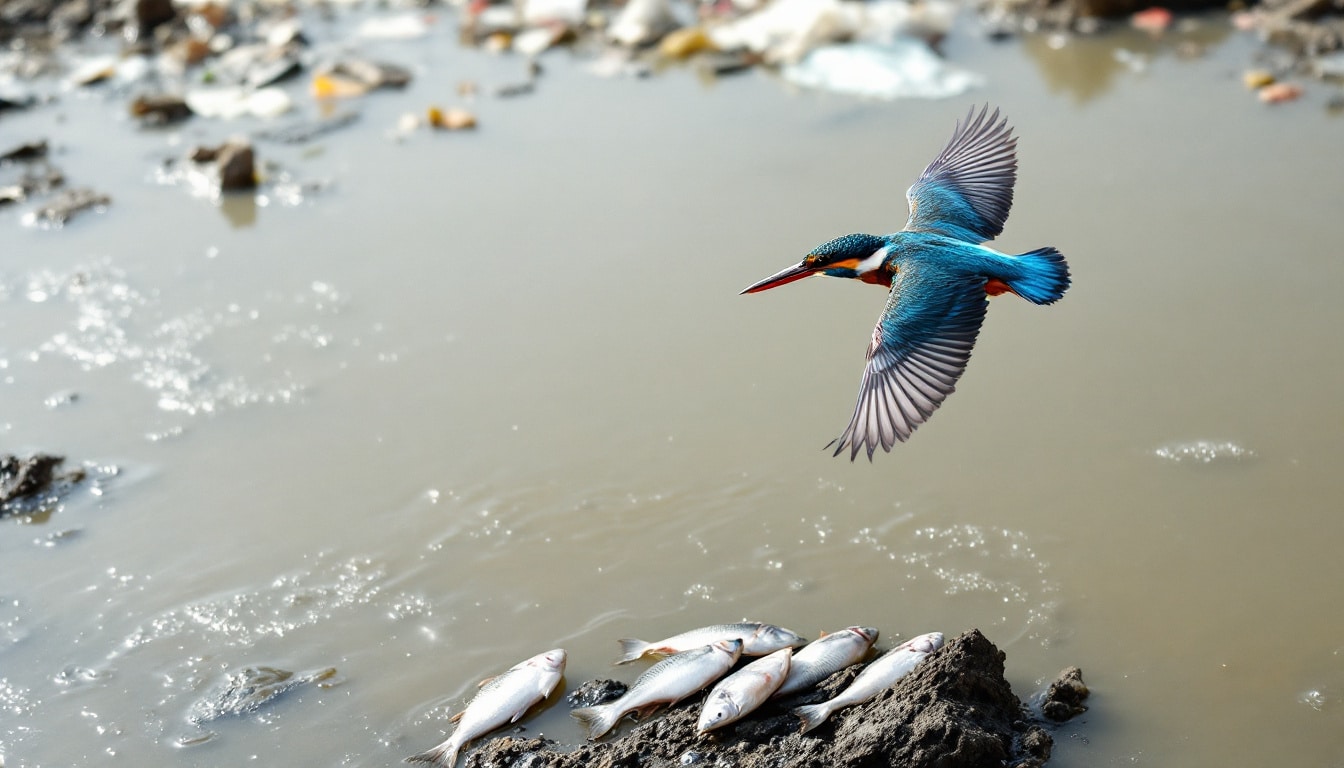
[406,648,567,768]
[697,647,792,734]
[772,626,879,698]
[615,622,804,665]
[793,632,943,734]
[574,639,742,739]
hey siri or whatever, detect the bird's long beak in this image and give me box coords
[740,262,817,295]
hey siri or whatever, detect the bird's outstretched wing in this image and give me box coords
[903,105,1017,244]
[830,268,988,460]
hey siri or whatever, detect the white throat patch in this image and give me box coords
[855,246,889,274]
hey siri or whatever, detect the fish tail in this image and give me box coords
[792,702,833,734]
[1002,247,1070,305]
[571,704,620,740]
[614,638,648,665]
[404,740,460,768]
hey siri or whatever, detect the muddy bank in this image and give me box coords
[468,630,1076,768]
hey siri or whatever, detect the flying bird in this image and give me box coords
[742,105,1070,460]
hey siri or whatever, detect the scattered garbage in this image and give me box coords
[783,39,984,100]
[24,187,111,228]
[427,106,478,130]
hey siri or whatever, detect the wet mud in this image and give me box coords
[471,630,1072,768]
[189,664,340,724]
[0,453,86,517]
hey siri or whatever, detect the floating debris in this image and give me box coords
[782,39,983,100]
[1243,69,1276,88]
[1258,81,1304,102]
[23,187,110,227]
[1130,6,1173,33]
[254,112,360,144]
[129,94,194,125]
[356,13,431,40]
[188,665,339,724]
[658,26,716,59]
[317,57,413,91]
[185,87,292,119]
[609,0,679,47]
[494,80,535,98]
[1153,440,1256,465]
[428,106,477,130]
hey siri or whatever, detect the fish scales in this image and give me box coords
[773,626,878,698]
[406,649,566,768]
[697,647,792,733]
[574,639,742,739]
[793,632,943,734]
[615,622,804,664]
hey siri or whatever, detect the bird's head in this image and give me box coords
[740,233,892,294]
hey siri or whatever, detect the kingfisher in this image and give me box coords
[741,105,1070,460]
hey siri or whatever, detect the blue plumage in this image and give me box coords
[742,106,1071,460]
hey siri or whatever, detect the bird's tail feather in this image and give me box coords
[1004,247,1070,305]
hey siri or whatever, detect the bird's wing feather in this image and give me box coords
[830,267,988,460]
[903,105,1017,243]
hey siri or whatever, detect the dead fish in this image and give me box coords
[406,648,566,767]
[773,626,878,698]
[697,647,792,734]
[573,639,742,739]
[793,632,943,734]
[615,622,804,665]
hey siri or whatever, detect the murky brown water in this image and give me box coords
[4,11,1344,768]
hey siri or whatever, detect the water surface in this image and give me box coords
[3,12,1344,768]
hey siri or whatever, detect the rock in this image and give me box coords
[471,630,1054,768]
[188,665,338,724]
[134,0,174,32]
[565,679,627,708]
[1040,666,1089,722]
[129,93,193,124]
[216,141,256,190]
[1,454,87,516]
[1,140,49,162]
[24,187,110,226]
